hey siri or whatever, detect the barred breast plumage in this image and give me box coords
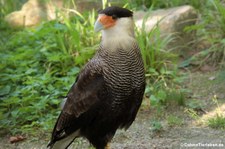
[98,43,145,101]
[88,41,146,128]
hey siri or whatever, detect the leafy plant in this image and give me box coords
[206,94,225,129]
[167,115,183,127]
[150,119,163,132]
[184,108,200,120]
[183,0,225,68]
[186,99,204,110]
[124,0,204,10]
[0,0,24,18]
[149,80,186,107]
[207,114,225,130]
[136,11,186,111]
[136,18,176,71]
[0,8,99,134]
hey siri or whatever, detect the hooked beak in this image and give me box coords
[94,20,104,32]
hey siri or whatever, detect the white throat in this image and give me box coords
[101,17,136,51]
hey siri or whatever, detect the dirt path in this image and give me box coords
[1,110,225,149]
[113,112,225,149]
[1,71,225,149]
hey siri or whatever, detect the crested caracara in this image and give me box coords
[48,6,145,149]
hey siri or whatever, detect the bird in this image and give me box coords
[47,6,145,149]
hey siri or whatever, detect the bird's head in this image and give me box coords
[94,6,136,50]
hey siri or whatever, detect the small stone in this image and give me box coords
[208,76,216,80]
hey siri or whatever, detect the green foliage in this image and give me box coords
[149,86,186,108]
[134,0,225,111]
[124,0,204,10]
[136,12,186,110]
[150,119,163,132]
[136,12,177,70]
[207,114,225,130]
[186,99,204,110]
[0,10,98,134]
[0,0,25,17]
[217,70,225,83]
[167,115,183,127]
[147,67,186,111]
[206,95,225,129]
[128,0,225,69]
[184,108,200,120]
[183,0,225,68]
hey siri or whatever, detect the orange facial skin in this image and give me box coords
[98,14,116,29]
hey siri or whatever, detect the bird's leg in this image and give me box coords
[104,143,110,149]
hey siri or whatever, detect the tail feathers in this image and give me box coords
[47,130,80,149]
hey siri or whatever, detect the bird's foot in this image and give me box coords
[105,143,110,149]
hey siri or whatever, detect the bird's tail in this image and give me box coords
[47,130,80,149]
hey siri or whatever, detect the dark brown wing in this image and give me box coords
[48,65,104,146]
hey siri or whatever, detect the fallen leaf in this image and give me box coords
[9,135,26,143]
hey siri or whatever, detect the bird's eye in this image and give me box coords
[112,15,117,20]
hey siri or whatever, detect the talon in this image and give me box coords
[105,143,110,149]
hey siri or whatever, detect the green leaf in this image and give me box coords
[150,95,159,106]
[0,85,11,96]
[178,58,192,68]
[157,90,167,101]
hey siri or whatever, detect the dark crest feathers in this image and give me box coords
[98,6,133,18]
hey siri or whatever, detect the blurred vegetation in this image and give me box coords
[0,0,224,135]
